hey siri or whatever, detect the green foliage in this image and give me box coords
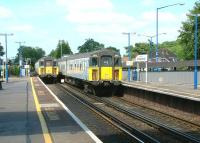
[159,40,184,60]
[125,43,150,58]
[0,44,4,57]
[14,46,45,67]
[125,40,184,60]
[49,49,56,58]
[49,40,72,58]
[78,38,104,53]
[178,2,200,60]
[106,46,120,53]
[9,65,20,76]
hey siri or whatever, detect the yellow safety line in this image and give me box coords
[30,77,53,143]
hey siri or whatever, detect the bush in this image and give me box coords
[9,65,20,76]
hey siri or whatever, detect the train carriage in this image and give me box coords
[58,48,123,96]
[35,57,59,83]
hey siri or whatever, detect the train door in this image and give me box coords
[89,56,99,81]
[114,56,122,80]
[100,55,113,80]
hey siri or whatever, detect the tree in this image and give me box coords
[125,43,149,58]
[178,2,200,60]
[78,38,104,53]
[159,40,184,60]
[0,43,4,56]
[49,40,72,58]
[106,46,120,53]
[14,46,45,67]
[49,49,56,58]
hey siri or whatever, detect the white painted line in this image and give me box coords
[38,77,103,143]
[93,103,104,105]
[40,103,60,108]
[123,82,200,102]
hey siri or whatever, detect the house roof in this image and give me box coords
[150,48,177,59]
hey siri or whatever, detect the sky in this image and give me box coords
[0,0,197,59]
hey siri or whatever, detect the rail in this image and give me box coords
[59,84,159,143]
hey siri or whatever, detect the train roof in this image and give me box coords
[37,57,57,62]
[58,48,120,61]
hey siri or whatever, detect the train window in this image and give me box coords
[114,58,121,66]
[101,56,112,66]
[46,60,52,66]
[40,61,44,66]
[80,63,82,71]
[53,61,57,66]
[90,58,98,67]
[70,64,72,70]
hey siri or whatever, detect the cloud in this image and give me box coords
[57,0,113,12]
[9,24,33,32]
[57,0,146,34]
[142,11,177,23]
[0,6,12,18]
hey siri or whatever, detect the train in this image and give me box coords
[57,48,123,96]
[35,57,59,83]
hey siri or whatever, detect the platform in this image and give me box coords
[0,77,101,143]
[122,81,200,102]
[0,77,45,143]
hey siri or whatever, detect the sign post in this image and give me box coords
[135,54,148,83]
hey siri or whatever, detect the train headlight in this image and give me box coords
[61,79,64,83]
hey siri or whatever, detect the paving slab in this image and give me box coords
[32,77,100,143]
[0,77,45,143]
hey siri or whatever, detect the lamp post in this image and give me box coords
[122,32,136,82]
[156,3,184,63]
[0,33,14,82]
[193,14,200,89]
[16,41,25,77]
[138,33,166,61]
[59,40,63,58]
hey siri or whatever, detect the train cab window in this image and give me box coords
[114,57,121,66]
[46,60,52,66]
[101,56,112,67]
[40,61,44,66]
[90,57,98,67]
[53,61,57,66]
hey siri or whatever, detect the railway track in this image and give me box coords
[113,96,200,138]
[57,84,159,143]
[59,83,200,142]
[99,96,200,143]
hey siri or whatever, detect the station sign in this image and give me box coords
[24,65,30,69]
[135,54,148,62]
[126,61,133,66]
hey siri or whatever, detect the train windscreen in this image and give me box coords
[45,60,52,66]
[101,55,112,67]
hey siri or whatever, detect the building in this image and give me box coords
[150,48,177,62]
